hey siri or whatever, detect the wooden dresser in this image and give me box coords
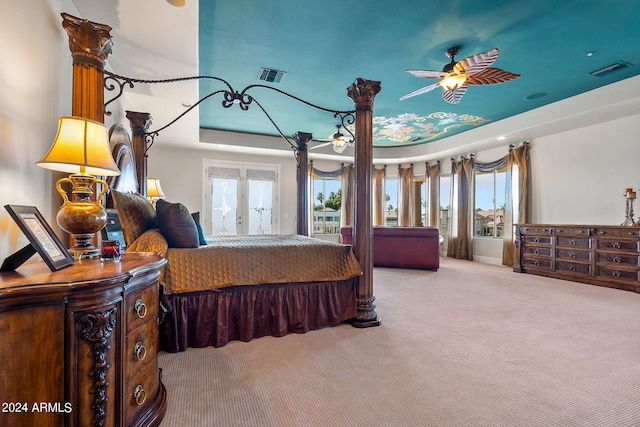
[0,252,167,427]
[514,224,640,293]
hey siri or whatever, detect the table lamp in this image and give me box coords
[147,178,166,204]
[37,116,120,259]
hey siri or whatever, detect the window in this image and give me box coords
[385,177,398,227]
[439,175,451,237]
[313,177,342,234]
[415,177,426,226]
[474,169,506,238]
[203,160,280,236]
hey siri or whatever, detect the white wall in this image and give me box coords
[530,113,640,225]
[0,0,76,261]
[149,146,300,234]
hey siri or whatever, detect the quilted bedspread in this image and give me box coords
[161,234,363,294]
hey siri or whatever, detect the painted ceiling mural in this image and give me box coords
[347,112,491,147]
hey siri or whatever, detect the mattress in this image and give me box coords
[161,234,362,294]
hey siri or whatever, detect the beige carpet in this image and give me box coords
[158,258,640,427]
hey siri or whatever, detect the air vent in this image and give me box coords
[258,68,286,83]
[589,61,632,78]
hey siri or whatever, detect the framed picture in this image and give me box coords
[4,204,74,271]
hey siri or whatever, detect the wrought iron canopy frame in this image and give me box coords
[103,70,356,159]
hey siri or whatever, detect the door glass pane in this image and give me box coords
[211,178,238,235]
[475,171,494,237]
[248,180,273,234]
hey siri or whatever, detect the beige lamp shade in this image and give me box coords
[37,116,120,176]
[147,178,166,199]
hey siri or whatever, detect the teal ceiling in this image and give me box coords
[198,0,640,148]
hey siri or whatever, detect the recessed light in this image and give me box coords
[181,102,192,108]
[524,92,547,101]
[497,136,507,141]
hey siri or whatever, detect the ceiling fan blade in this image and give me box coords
[466,68,521,85]
[405,69,446,79]
[399,82,441,100]
[454,47,499,76]
[309,141,332,150]
[442,85,468,104]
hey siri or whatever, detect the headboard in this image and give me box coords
[106,123,139,207]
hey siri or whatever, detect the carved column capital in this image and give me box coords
[347,78,382,111]
[126,111,153,136]
[292,131,312,151]
[61,13,113,68]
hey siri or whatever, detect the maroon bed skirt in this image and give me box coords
[159,278,358,352]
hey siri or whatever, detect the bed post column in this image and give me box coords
[61,13,112,122]
[293,132,313,236]
[347,78,382,328]
[126,111,152,196]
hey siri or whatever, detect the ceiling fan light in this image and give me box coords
[441,74,467,90]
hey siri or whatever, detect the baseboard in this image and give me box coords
[472,255,503,266]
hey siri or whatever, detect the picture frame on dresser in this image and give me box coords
[2,204,74,272]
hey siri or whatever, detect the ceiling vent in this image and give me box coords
[589,61,632,78]
[258,68,286,83]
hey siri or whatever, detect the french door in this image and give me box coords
[202,160,280,236]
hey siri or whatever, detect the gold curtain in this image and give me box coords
[398,165,413,226]
[447,157,474,260]
[373,166,386,226]
[502,143,531,266]
[426,161,440,227]
[341,164,355,227]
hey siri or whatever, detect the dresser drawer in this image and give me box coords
[126,319,159,377]
[124,356,161,425]
[556,261,591,276]
[519,225,552,234]
[125,283,159,334]
[596,239,639,253]
[594,228,640,238]
[557,248,591,261]
[524,235,552,245]
[595,266,639,283]
[524,246,551,256]
[523,256,552,270]
[556,236,591,248]
[596,252,640,266]
[554,226,590,236]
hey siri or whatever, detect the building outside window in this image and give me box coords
[474,169,506,238]
[313,177,341,234]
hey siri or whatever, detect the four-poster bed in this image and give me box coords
[63,11,383,353]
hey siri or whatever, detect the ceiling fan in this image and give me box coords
[309,125,354,153]
[400,47,520,104]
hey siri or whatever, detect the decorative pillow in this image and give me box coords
[111,190,157,245]
[191,211,207,246]
[155,199,199,248]
[125,228,169,255]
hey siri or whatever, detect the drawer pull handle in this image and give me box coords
[612,242,622,249]
[533,260,540,266]
[134,385,147,406]
[134,299,147,319]
[569,265,576,272]
[569,239,576,245]
[570,252,577,259]
[534,249,540,254]
[534,237,540,243]
[613,256,622,263]
[134,341,147,361]
[613,270,622,277]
